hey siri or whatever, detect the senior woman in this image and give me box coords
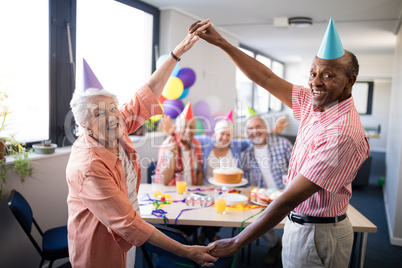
[66,30,217,268]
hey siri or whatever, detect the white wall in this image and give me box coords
[385,26,402,246]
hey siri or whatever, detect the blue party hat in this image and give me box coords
[317,18,345,59]
[83,58,103,91]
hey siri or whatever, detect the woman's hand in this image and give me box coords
[160,115,176,136]
[172,22,210,59]
[184,244,218,266]
[188,19,224,47]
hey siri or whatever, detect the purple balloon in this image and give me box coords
[202,115,216,135]
[193,101,211,118]
[163,99,184,119]
[177,67,196,88]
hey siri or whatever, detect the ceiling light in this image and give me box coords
[288,17,313,27]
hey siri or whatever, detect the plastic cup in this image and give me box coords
[152,174,164,196]
[214,188,228,214]
[175,173,187,194]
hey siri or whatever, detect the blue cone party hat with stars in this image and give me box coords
[83,58,103,91]
[317,18,345,60]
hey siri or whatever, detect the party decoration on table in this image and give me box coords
[317,17,345,60]
[161,77,184,100]
[246,105,256,118]
[83,58,103,91]
[177,67,196,88]
[162,99,185,119]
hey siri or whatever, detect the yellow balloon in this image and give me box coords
[149,102,164,122]
[162,77,184,100]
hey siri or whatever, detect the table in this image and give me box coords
[138,184,377,268]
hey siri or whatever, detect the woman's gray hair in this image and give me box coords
[70,88,119,127]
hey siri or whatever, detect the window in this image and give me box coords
[235,45,285,117]
[0,0,159,146]
[0,1,49,143]
[353,81,373,115]
[76,0,154,104]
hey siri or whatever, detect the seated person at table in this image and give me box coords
[161,109,248,186]
[156,102,203,186]
[242,114,293,265]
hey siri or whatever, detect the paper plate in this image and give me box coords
[224,193,249,205]
[250,199,269,207]
[208,177,248,187]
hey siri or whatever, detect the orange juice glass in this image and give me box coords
[215,198,227,213]
[176,181,187,194]
[214,188,228,214]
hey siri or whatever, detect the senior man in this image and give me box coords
[190,18,369,267]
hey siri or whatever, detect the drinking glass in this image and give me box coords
[214,188,228,214]
[175,173,187,194]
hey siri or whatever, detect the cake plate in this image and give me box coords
[208,177,248,190]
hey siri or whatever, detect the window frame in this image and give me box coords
[236,43,285,116]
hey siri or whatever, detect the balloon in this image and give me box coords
[162,77,184,100]
[156,54,180,76]
[195,119,205,135]
[158,95,167,104]
[149,102,164,122]
[178,88,190,99]
[177,67,196,88]
[162,99,185,119]
[202,115,215,135]
[193,101,211,118]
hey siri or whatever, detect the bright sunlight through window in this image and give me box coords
[0,1,49,143]
[76,0,153,106]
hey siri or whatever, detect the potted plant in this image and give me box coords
[0,90,34,199]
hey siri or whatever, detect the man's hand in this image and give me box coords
[188,19,224,47]
[160,115,176,136]
[207,238,239,258]
[273,116,290,135]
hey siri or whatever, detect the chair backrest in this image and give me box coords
[8,189,43,255]
[147,161,157,184]
[8,190,34,234]
[141,223,196,263]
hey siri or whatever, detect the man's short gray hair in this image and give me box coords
[70,88,119,127]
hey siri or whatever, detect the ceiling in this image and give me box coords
[139,0,402,63]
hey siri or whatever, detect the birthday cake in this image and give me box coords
[213,168,243,184]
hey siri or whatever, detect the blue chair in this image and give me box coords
[8,190,69,268]
[141,223,235,268]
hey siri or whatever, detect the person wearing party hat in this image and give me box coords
[66,27,218,268]
[190,18,369,267]
[156,102,204,187]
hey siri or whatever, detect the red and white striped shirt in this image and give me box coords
[285,85,370,217]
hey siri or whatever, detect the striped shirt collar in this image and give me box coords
[311,95,354,125]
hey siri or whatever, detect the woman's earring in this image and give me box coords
[87,130,93,136]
